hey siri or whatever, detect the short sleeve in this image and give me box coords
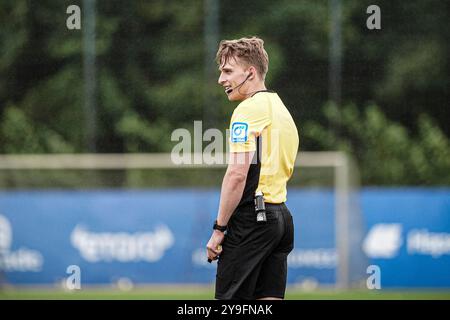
[229,99,271,153]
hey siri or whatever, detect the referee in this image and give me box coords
[206,36,299,300]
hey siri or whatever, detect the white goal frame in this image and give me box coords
[0,151,356,289]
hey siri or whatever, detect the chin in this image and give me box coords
[227,94,244,102]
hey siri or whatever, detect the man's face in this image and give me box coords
[218,57,250,101]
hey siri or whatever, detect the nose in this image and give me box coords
[218,73,226,85]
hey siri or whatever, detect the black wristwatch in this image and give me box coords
[213,220,227,232]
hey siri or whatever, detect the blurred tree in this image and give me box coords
[343,0,450,137]
[0,105,75,153]
[0,0,448,185]
[303,103,450,185]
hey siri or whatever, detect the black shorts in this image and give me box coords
[215,203,294,300]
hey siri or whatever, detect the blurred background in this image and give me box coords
[0,0,449,299]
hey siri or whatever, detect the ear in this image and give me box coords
[248,66,257,80]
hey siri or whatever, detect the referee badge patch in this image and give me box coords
[231,122,248,143]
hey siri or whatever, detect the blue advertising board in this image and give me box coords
[361,188,450,288]
[0,188,449,287]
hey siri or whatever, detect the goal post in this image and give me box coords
[0,152,365,289]
[296,152,365,289]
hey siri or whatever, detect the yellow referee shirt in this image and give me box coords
[229,91,299,204]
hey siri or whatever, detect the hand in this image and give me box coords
[206,230,225,262]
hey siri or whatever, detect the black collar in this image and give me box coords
[251,89,275,97]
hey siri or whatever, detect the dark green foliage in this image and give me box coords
[0,0,448,185]
[303,103,450,185]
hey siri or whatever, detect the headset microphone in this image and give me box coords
[226,73,252,94]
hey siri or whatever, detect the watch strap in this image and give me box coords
[213,220,227,232]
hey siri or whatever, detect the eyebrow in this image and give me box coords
[220,67,233,72]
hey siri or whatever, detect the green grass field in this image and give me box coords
[1,286,450,300]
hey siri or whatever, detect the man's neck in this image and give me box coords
[243,82,267,100]
[251,82,267,92]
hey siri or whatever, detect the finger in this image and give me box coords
[207,253,220,263]
[206,250,217,263]
[206,244,223,262]
[207,246,218,255]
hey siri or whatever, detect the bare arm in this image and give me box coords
[206,151,254,261]
[216,152,254,225]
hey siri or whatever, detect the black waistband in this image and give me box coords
[265,202,286,210]
[237,202,286,211]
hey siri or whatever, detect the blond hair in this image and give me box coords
[216,36,269,79]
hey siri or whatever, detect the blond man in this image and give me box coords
[206,37,299,300]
